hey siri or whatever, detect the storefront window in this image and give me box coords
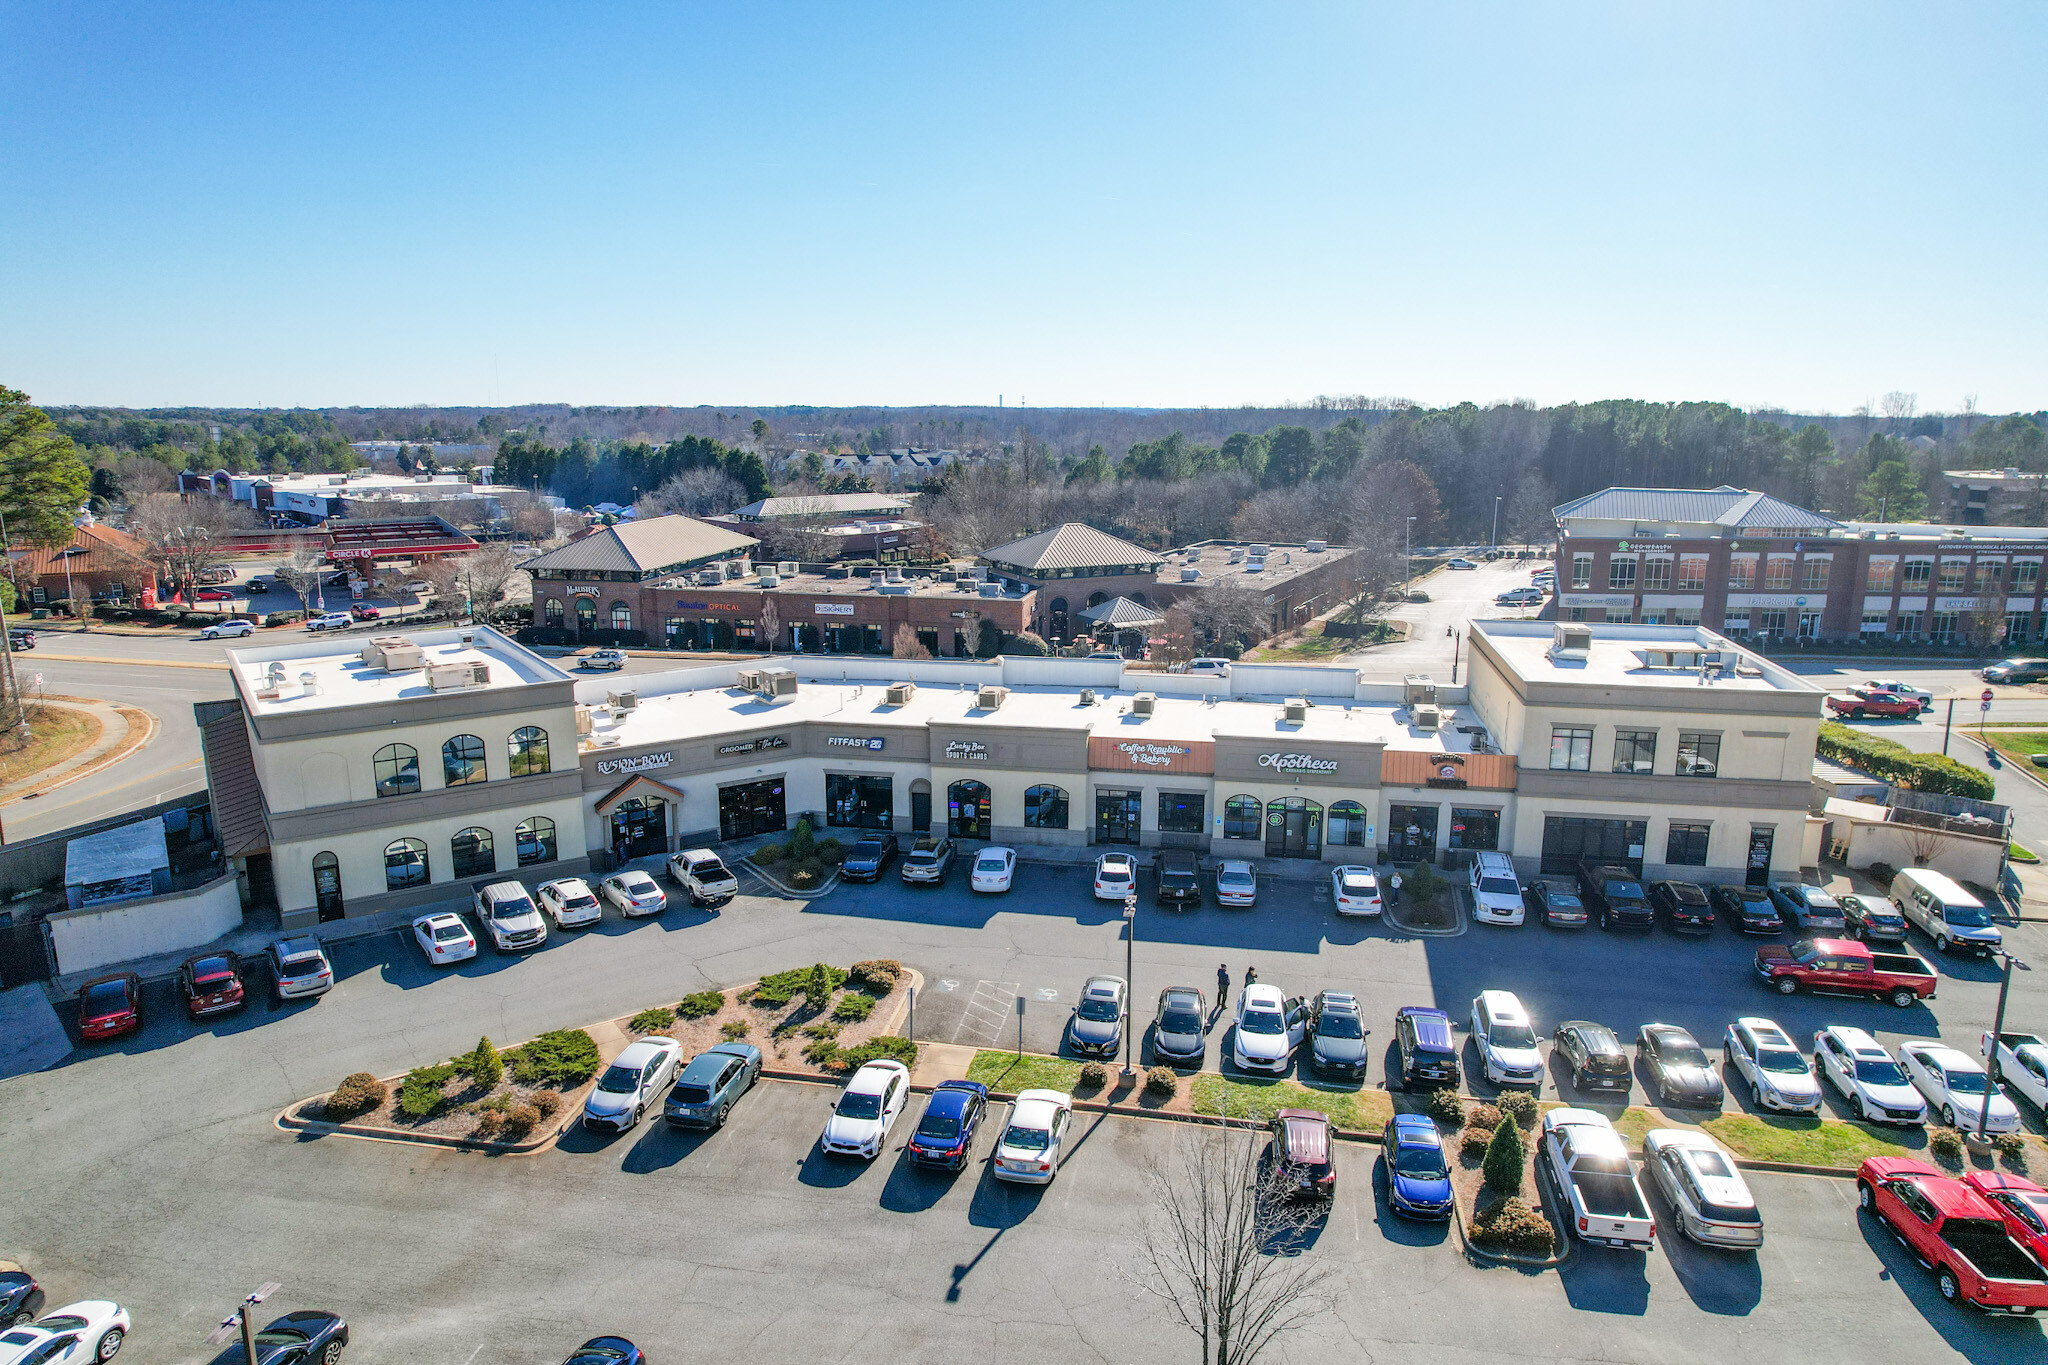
[1158,792,1204,835]
[1666,821,1711,866]
[515,817,556,866]
[1448,808,1500,852]
[610,602,633,631]
[1024,785,1069,829]
[1326,800,1368,847]
[544,598,564,626]
[1222,795,1261,840]
[949,781,992,839]
[827,773,893,830]
[575,597,597,633]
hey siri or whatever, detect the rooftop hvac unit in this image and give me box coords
[1249,544,1271,558]
[779,561,799,577]
[1403,673,1438,706]
[1179,567,1201,582]
[1227,548,1245,564]
[869,570,888,585]
[361,636,422,672]
[736,667,766,692]
[1283,697,1308,724]
[1078,688,1096,706]
[724,561,747,580]
[957,579,978,592]
[977,685,1009,710]
[1411,703,1442,731]
[885,681,916,705]
[1550,623,1594,661]
[1244,559,1264,573]
[575,705,594,736]
[758,573,780,588]
[1132,692,1157,717]
[606,689,638,712]
[427,660,491,692]
[978,583,1002,598]
[754,666,799,701]
[885,566,903,582]
[1306,539,1326,553]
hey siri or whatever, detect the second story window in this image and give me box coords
[1800,558,1831,591]
[1607,558,1637,589]
[1938,560,1968,592]
[1549,725,1593,772]
[1865,560,1896,592]
[1677,731,1721,776]
[1902,559,1932,588]
[1612,729,1657,774]
[2015,562,2041,593]
[1727,558,1755,589]
[1641,559,1672,591]
[1976,562,2005,593]
[373,743,419,798]
[1571,555,1592,589]
[508,726,550,777]
[443,735,487,787]
[1677,556,1706,591]
[1763,557,1794,590]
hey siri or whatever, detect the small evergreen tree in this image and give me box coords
[787,817,816,860]
[1482,1112,1526,1193]
[803,962,835,1011]
[467,1035,503,1087]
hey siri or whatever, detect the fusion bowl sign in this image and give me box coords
[596,751,673,776]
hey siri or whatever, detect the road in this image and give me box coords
[1342,555,1544,678]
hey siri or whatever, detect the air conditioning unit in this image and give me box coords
[758,573,779,588]
[1403,673,1438,706]
[361,636,422,672]
[755,666,798,701]
[885,681,916,705]
[978,583,1002,598]
[575,705,594,736]
[977,685,1009,710]
[1306,539,1326,553]
[1180,567,1201,582]
[1244,559,1264,573]
[607,689,638,712]
[869,570,887,585]
[1227,548,1245,563]
[1550,624,1594,661]
[777,560,798,576]
[427,660,491,692]
[885,566,904,582]
[1412,703,1442,731]
[1283,697,1308,724]
[1249,544,1271,558]
[1133,692,1157,717]
[736,667,766,692]
[1079,688,1096,706]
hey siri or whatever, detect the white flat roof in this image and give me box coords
[1471,620,1820,695]
[227,627,572,715]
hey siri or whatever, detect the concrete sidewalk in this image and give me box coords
[0,982,72,1078]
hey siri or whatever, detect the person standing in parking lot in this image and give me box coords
[1243,964,1257,991]
[1216,963,1229,1000]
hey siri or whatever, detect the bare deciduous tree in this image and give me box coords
[636,467,747,520]
[273,536,331,609]
[1186,581,1272,651]
[453,543,528,621]
[127,493,256,600]
[1129,1118,1335,1365]
[891,622,930,659]
[755,595,779,653]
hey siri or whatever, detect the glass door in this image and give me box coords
[1095,789,1141,845]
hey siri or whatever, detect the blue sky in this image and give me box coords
[3,2,2043,412]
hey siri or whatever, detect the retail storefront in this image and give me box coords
[1377,751,1518,867]
[719,778,786,841]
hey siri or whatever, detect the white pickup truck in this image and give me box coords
[1981,1031,2048,1112]
[668,847,739,908]
[1542,1108,1656,1250]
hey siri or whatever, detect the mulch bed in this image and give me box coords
[613,965,912,1074]
[293,1034,598,1146]
[1448,1112,1559,1258]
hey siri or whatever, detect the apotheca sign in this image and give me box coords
[596,751,673,776]
[827,736,886,751]
[1113,741,1189,768]
[717,735,789,757]
[945,740,990,761]
[1257,751,1337,773]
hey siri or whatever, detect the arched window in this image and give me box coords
[515,816,557,867]
[1087,591,1109,608]
[1223,795,1262,840]
[373,743,420,797]
[574,597,597,633]
[450,827,495,878]
[442,734,487,787]
[544,598,564,626]
[1328,800,1368,847]
[508,726,550,777]
[1023,784,1069,829]
[609,602,632,631]
[384,837,429,891]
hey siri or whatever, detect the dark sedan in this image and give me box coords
[1708,883,1783,935]
[0,1265,45,1327]
[838,833,899,882]
[207,1310,349,1365]
[1841,892,1908,944]
[77,972,142,1041]
[1637,1023,1724,1109]
[562,1338,642,1365]
[1526,879,1589,928]
[179,952,248,1019]
[1649,880,1716,936]
[1151,985,1208,1066]
[1553,1020,1631,1094]
[906,1079,988,1171]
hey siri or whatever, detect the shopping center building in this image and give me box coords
[202,615,1825,929]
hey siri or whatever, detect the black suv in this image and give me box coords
[1393,1006,1461,1090]
[1708,883,1783,935]
[1307,990,1369,1080]
[839,832,898,882]
[1577,861,1653,930]
[1153,850,1202,908]
[1648,880,1715,935]
[1841,892,1909,944]
[1552,1020,1630,1094]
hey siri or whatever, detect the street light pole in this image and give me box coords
[1404,516,1415,595]
[1491,496,1501,547]
[1980,951,2031,1141]
[1122,890,1137,1080]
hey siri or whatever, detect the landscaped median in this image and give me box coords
[280,959,919,1152]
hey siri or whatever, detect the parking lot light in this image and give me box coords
[1123,891,1137,1081]
[1980,951,2031,1141]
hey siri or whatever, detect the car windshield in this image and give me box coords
[1004,1125,1050,1152]
[1078,998,1120,1022]
[1854,1058,1908,1086]
[1944,903,1995,928]
[1942,1069,1990,1095]
[1161,1010,1202,1033]
[1756,1047,1807,1074]
[597,1064,643,1094]
[1318,1014,1363,1039]
[1605,880,1643,900]
[1479,877,1519,896]
[434,923,468,941]
[1395,1145,1448,1179]
[1339,874,1376,894]
[82,981,128,1012]
[1491,1021,1537,1049]
[1240,1009,1285,1035]
[852,841,883,858]
[1545,889,1582,909]
[837,1092,882,1120]
[976,856,1006,872]
[489,898,535,919]
[1661,1041,1709,1068]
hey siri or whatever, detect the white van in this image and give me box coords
[1468,850,1526,926]
[1890,866,2002,955]
[473,880,548,952]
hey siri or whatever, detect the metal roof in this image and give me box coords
[1077,596,1165,626]
[65,816,169,887]
[1551,487,1838,531]
[520,515,757,575]
[197,701,270,859]
[981,522,1162,574]
[726,493,911,520]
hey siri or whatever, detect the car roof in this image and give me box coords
[1082,976,1124,997]
[1155,849,1196,868]
[1160,985,1203,1005]
[1477,988,1526,1017]
[1561,1020,1621,1050]
[848,1059,907,1090]
[614,1037,676,1066]
[1904,1041,1977,1069]
[544,877,593,892]
[1276,1109,1330,1160]
[612,868,655,882]
[933,1078,987,1098]
[1734,1016,1795,1044]
[417,911,465,928]
[274,935,324,956]
[680,847,719,860]
[1099,852,1135,864]
[1216,859,1253,873]
[1242,984,1285,1009]
[1643,1023,1697,1045]
[1316,990,1359,1011]
[1390,1112,1440,1143]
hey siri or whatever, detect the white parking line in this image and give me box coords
[952,979,1021,1044]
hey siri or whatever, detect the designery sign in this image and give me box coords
[595,751,673,776]
[826,736,886,750]
[945,739,990,761]
[812,602,856,616]
[717,735,789,757]
[1256,751,1338,774]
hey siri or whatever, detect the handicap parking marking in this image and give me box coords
[953,979,1023,1044]
[935,979,959,992]
[1033,987,1059,1002]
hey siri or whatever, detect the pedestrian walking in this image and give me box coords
[1216,963,1230,1000]
[1388,870,1403,908]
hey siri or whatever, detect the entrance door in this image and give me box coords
[949,781,991,839]
[910,785,932,833]
[1539,816,1648,876]
[1095,789,1141,845]
[311,852,343,923]
[719,780,787,841]
[610,797,669,860]
[1264,798,1323,858]
[1746,826,1775,887]
[1387,804,1440,864]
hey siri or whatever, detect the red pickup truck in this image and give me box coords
[1754,937,1938,1008]
[1860,1158,2048,1314]
[1825,687,1921,720]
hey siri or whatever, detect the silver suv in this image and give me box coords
[900,838,955,884]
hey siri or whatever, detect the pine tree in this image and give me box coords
[1482,1114,1526,1193]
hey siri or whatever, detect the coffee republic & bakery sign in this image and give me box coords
[1257,751,1338,774]
[1113,741,1190,769]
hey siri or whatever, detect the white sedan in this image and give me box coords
[1330,865,1382,916]
[602,870,667,917]
[1214,859,1258,908]
[412,912,477,966]
[820,1058,911,1159]
[537,878,604,929]
[1643,1130,1763,1248]
[992,1088,1074,1184]
[970,846,1017,893]
[1093,852,1137,901]
[0,1301,130,1365]
[1863,678,1932,708]
[582,1035,682,1131]
[1900,1040,2021,1133]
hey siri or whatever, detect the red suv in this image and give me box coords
[77,972,142,1040]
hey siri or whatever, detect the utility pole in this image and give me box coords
[1980,953,2031,1141]
[1491,496,1501,547]
[1943,698,1955,756]
[204,1282,281,1362]
[1122,891,1138,1080]
[0,508,21,728]
[1404,517,1415,596]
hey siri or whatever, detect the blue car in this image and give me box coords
[1381,1113,1453,1219]
[906,1078,989,1170]
[563,1337,642,1365]
[663,1041,762,1128]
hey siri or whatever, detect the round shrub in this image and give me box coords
[832,992,876,1023]
[629,1007,677,1034]
[325,1072,387,1122]
[1077,1062,1110,1090]
[470,1109,506,1141]
[1482,1116,1527,1193]
[787,818,817,861]
[1496,1092,1540,1130]
[1145,1065,1179,1098]
[1460,1125,1494,1159]
[1423,1088,1466,1128]
[530,1090,563,1119]
[677,990,725,1020]
[849,959,904,994]
[1929,1126,1965,1165]
[1470,1196,1555,1256]
[500,1102,543,1140]
[719,1019,750,1041]
[752,842,786,865]
[1997,1131,2028,1162]
[1467,1102,1503,1132]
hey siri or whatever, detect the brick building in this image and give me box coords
[5,520,154,608]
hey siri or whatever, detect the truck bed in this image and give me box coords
[1575,1171,1649,1220]
[1870,950,1936,978]
[1948,1220,2048,1283]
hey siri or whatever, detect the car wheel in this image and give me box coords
[716,1101,731,1127]
[1858,1180,1874,1210]
[322,1341,344,1365]
[1939,1270,1960,1303]
[1775,976,1799,995]
[1856,1095,1871,1122]
[95,1328,123,1360]
[1935,934,1951,954]
[1943,1105,1956,1126]
[1891,988,1917,1009]
[7,1310,30,1328]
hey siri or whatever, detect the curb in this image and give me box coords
[4,702,160,806]
[1384,888,1468,938]
[29,653,229,670]
[738,858,841,898]
[1452,1187,1568,1268]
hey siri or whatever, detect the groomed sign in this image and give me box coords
[596,751,673,776]
[717,735,789,757]
[1257,751,1338,774]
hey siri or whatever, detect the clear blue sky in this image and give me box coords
[4,2,2043,413]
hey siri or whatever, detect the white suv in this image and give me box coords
[305,612,354,632]
[1812,1026,1926,1126]
[1093,852,1137,902]
[1470,989,1542,1089]
[1468,852,1525,926]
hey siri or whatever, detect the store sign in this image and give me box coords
[1257,751,1338,774]
[596,751,673,776]
[945,740,990,761]
[329,547,375,560]
[676,599,745,612]
[717,735,789,757]
[1615,542,1671,553]
[1112,741,1189,768]
[813,602,856,616]
[1426,754,1467,789]
[826,735,886,751]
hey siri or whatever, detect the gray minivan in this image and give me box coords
[1890,867,2001,954]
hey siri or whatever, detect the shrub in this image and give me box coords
[1817,723,1997,799]
[1908,753,1996,800]
[1404,863,1443,901]
[751,965,846,1008]
[456,1036,503,1088]
[786,860,822,888]
[530,1090,563,1118]
[1998,1131,2028,1163]
[1466,1102,1503,1132]
[1145,1066,1179,1098]
[1470,1196,1555,1256]
[325,1072,387,1121]
[506,1029,601,1087]
[720,1019,750,1041]
[1496,1092,1540,1130]
[803,1022,840,1041]
[1078,1062,1110,1090]
[1866,861,1898,890]
[1929,1126,1965,1165]
[802,962,837,1009]
[751,842,786,865]
[787,818,817,861]
[629,1007,677,1034]
[1482,1116,1527,1192]
[1460,1125,1494,1159]
[834,1036,917,1071]
[802,1036,843,1065]
[814,837,845,865]
[832,993,876,1023]
[398,1063,457,1120]
[1423,1088,1466,1127]
[500,1102,543,1140]
[677,990,725,1019]
[1000,630,1050,657]
[470,1109,506,1141]
[848,959,903,994]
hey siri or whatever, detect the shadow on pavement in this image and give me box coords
[1643,1178,1762,1315]
[797,1142,874,1188]
[618,1120,716,1174]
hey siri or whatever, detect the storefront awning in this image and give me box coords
[1078,596,1165,628]
[594,773,688,815]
